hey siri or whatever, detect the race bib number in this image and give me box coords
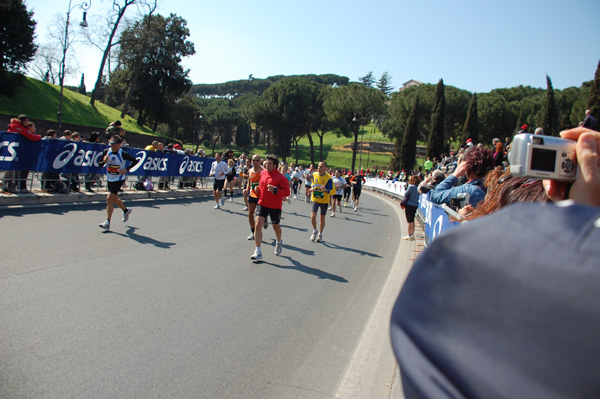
[313,188,324,198]
[251,181,259,189]
[107,165,120,175]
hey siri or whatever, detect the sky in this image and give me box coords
[24,0,600,93]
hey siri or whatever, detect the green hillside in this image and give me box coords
[0,75,155,135]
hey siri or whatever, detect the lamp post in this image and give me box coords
[366,117,376,170]
[352,107,375,172]
[57,0,91,133]
[194,114,203,153]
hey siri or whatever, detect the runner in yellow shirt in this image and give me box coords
[309,161,334,243]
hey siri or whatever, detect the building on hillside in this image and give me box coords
[399,80,423,91]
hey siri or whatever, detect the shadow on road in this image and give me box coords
[263,255,348,283]
[102,226,176,249]
[321,241,383,258]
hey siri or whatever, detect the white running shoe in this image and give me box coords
[214,204,220,209]
[316,233,322,243]
[99,220,110,230]
[275,240,283,255]
[243,206,248,211]
[247,233,254,240]
[354,206,358,211]
[122,207,132,222]
[293,195,297,199]
[402,235,415,241]
[251,250,263,261]
[310,231,318,241]
[330,213,335,217]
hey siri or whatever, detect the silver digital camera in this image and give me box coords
[508,133,577,181]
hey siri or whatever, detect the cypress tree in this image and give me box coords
[78,73,86,95]
[461,93,479,146]
[401,95,420,173]
[542,75,559,135]
[587,60,600,130]
[427,79,446,160]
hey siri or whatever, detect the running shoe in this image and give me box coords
[243,206,248,211]
[250,250,263,261]
[214,204,220,209]
[287,197,291,204]
[330,213,335,218]
[229,197,233,202]
[310,231,318,241]
[316,233,322,243]
[264,219,269,229]
[247,233,254,240]
[402,235,415,241]
[99,220,110,230]
[293,195,297,199]
[220,196,225,206]
[354,206,358,211]
[275,240,283,255]
[122,207,132,222]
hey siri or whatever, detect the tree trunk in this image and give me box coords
[306,133,315,165]
[90,6,128,107]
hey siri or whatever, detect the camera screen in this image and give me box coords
[530,147,556,172]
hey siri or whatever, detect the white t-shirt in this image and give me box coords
[332,176,346,196]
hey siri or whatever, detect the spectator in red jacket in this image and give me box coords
[4,115,41,193]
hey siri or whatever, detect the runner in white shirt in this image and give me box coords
[303,164,315,203]
[209,152,230,209]
[290,167,303,199]
[330,170,347,217]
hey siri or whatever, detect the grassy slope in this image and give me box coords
[1,76,396,170]
[0,76,154,135]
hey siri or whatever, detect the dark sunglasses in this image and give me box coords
[109,141,119,145]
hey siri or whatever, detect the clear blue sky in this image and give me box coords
[25,0,600,93]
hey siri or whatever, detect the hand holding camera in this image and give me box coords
[541,128,600,207]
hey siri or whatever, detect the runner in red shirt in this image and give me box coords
[250,154,290,261]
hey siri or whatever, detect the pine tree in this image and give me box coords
[401,95,420,173]
[542,75,559,135]
[427,79,446,160]
[78,73,86,95]
[587,60,600,130]
[359,71,375,88]
[377,71,393,97]
[461,93,479,146]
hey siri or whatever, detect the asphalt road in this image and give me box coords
[0,191,411,399]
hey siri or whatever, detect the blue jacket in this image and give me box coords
[403,184,420,207]
[429,175,486,207]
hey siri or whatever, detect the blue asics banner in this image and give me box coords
[418,192,460,244]
[0,132,212,177]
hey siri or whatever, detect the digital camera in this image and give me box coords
[508,134,577,181]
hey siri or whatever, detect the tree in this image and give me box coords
[0,0,37,74]
[399,95,420,173]
[324,83,387,172]
[377,71,393,97]
[427,79,446,160]
[461,93,479,146]
[587,60,600,130]
[89,0,157,107]
[542,75,559,135]
[114,13,195,130]
[253,78,323,163]
[359,71,375,88]
[78,73,86,95]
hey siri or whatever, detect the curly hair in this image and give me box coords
[464,146,495,179]
[466,169,551,220]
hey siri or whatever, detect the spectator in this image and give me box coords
[493,138,505,168]
[60,130,73,140]
[580,109,596,129]
[5,115,41,193]
[72,132,82,141]
[423,157,433,173]
[44,129,57,139]
[534,127,544,135]
[145,141,158,151]
[518,124,529,133]
[105,120,121,141]
[390,127,600,399]
[401,174,421,241]
[429,146,495,208]
[418,169,445,194]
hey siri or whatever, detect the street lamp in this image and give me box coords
[352,107,375,172]
[366,117,377,170]
[194,114,203,153]
[57,0,92,133]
